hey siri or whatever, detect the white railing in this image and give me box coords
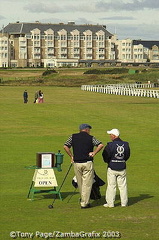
[81,84,159,98]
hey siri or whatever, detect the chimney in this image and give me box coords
[68,21,75,25]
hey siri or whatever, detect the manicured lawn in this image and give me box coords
[0,86,159,240]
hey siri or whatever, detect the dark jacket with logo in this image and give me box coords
[102,138,130,170]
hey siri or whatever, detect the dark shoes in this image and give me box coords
[81,203,91,209]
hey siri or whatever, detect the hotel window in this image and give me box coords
[99,55,104,59]
[86,48,92,53]
[61,42,67,47]
[26,34,31,39]
[47,35,53,40]
[86,54,92,59]
[34,41,40,47]
[99,49,104,53]
[74,54,79,58]
[74,35,79,41]
[34,34,40,40]
[20,47,26,52]
[74,48,79,53]
[86,42,92,47]
[61,35,67,40]
[1,53,7,58]
[80,36,85,40]
[98,35,104,41]
[61,54,67,58]
[47,41,54,47]
[86,35,92,41]
[20,41,26,46]
[61,48,67,53]
[99,42,104,47]
[34,48,40,53]
[68,36,73,40]
[74,42,79,47]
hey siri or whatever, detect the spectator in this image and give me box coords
[23,90,28,103]
[102,129,130,207]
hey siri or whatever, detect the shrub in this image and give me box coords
[42,69,58,76]
[83,69,102,74]
[84,68,128,74]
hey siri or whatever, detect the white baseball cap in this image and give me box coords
[107,129,120,137]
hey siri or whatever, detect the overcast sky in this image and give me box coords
[0,0,159,40]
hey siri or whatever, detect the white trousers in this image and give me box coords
[106,167,128,207]
[74,161,94,207]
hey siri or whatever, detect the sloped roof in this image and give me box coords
[1,22,113,36]
[133,40,159,49]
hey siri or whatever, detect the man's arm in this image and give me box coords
[89,143,104,157]
[125,143,130,161]
[102,144,111,163]
[64,145,74,163]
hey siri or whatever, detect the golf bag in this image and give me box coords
[72,171,105,200]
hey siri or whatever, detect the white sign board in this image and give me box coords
[41,154,52,168]
[33,169,58,187]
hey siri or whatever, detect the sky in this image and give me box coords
[0,0,159,40]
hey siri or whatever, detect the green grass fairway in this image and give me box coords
[0,86,159,240]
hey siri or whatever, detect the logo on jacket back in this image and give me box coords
[115,144,125,159]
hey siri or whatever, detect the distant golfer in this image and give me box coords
[34,91,39,103]
[23,90,28,103]
[64,124,103,209]
[102,129,130,207]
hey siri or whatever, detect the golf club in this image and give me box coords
[48,163,72,209]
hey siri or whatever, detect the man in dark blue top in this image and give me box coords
[23,90,28,103]
[64,124,103,208]
[102,128,130,207]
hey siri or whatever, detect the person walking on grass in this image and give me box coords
[23,90,28,103]
[34,91,39,103]
[102,129,130,208]
[38,90,44,103]
[64,124,103,209]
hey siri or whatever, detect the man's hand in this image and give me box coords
[89,143,104,158]
[89,152,95,157]
[64,145,74,163]
[71,156,74,163]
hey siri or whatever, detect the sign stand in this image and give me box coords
[26,166,62,201]
[26,151,64,201]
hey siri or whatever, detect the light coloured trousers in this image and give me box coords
[74,161,94,207]
[106,167,128,207]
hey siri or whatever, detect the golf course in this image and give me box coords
[0,67,159,240]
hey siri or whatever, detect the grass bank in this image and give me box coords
[0,86,159,240]
[0,67,159,86]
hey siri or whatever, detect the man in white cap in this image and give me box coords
[102,129,130,207]
[64,124,103,208]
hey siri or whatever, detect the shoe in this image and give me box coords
[103,203,114,208]
[81,204,91,209]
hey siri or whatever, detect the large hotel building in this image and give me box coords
[0,21,159,68]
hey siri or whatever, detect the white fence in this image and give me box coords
[96,83,155,88]
[81,84,159,98]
